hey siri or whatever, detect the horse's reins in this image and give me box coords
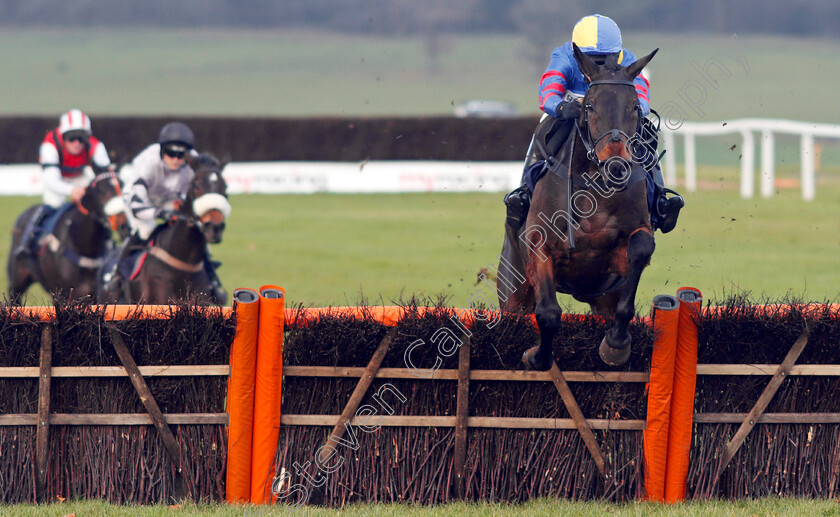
[147,171,229,274]
[566,131,576,250]
[568,79,641,249]
[75,172,124,230]
[47,172,124,269]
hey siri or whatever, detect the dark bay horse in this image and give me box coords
[499,44,659,370]
[98,154,230,305]
[7,172,126,303]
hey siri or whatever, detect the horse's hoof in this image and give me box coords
[522,346,551,371]
[599,336,631,366]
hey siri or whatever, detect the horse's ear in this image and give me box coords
[625,48,658,78]
[572,43,599,79]
[185,151,198,170]
[221,153,232,169]
[79,183,94,211]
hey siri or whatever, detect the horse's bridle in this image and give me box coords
[576,79,643,166]
[76,171,124,231]
[179,169,230,232]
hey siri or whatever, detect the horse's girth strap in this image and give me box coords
[630,227,652,239]
[43,234,104,269]
[148,246,204,273]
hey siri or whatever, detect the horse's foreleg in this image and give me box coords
[7,256,33,306]
[523,256,561,371]
[600,229,655,365]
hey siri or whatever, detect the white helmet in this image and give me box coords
[58,109,92,136]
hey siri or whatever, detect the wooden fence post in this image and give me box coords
[108,326,191,502]
[452,335,471,499]
[712,326,810,487]
[320,328,397,459]
[548,361,610,481]
[35,323,52,503]
[304,327,397,505]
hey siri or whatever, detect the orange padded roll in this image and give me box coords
[643,294,680,502]
[15,306,56,321]
[284,305,408,328]
[225,288,261,504]
[250,285,285,504]
[284,306,550,329]
[665,287,702,503]
[12,305,233,321]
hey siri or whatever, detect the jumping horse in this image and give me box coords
[7,172,126,303]
[98,153,230,305]
[498,44,659,370]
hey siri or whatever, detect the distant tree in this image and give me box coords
[365,0,482,73]
[511,0,585,72]
[2,0,840,38]
[416,0,481,73]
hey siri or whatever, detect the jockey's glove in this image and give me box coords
[557,100,582,120]
[156,208,178,221]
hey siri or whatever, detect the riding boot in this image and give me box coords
[503,133,539,231]
[203,247,228,306]
[104,233,146,292]
[651,165,685,234]
[504,185,531,231]
[14,205,47,258]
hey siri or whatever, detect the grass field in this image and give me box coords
[1,28,840,124]
[3,28,839,310]
[3,171,839,310]
[5,497,840,516]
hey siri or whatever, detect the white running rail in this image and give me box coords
[662,119,840,201]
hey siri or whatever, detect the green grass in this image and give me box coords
[2,28,840,122]
[5,497,840,516]
[3,176,839,310]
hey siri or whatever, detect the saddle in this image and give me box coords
[534,116,575,164]
[523,118,574,194]
[29,204,72,255]
[101,247,144,284]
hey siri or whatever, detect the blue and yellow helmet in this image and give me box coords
[572,14,622,55]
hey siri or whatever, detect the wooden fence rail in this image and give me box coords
[281,362,840,429]
[0,364,230,426]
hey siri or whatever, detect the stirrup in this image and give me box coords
[504,186,531,230]
[102,269,123,294]
[656,190,684,234]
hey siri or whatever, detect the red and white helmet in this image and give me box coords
[58,109,92,136]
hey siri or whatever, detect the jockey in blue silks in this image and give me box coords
[504,14,684,233]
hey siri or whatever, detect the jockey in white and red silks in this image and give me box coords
[40,108,112,208]
[14,109,114,258]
